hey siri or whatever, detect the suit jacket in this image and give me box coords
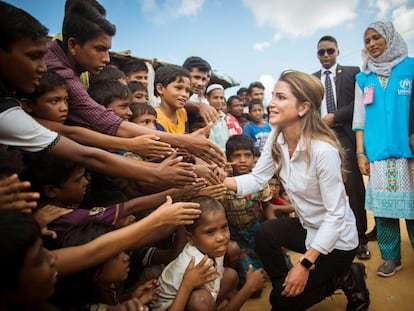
[313,64,360,147]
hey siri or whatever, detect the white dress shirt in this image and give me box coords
[234,129,358,254]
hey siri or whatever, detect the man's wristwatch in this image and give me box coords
[299,256,315,270]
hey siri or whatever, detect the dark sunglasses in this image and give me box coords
[317,48,336,56]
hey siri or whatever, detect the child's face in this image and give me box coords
[228,99,244,117]
[107,98,132,120]
[189,68,209,95]
[228,149,254,175]
[188,210,230,258]
[239,91,250,106]
[131,113,157,130]
[158,76,191,110]
[128,71,148,86]
[249,104,264,123]
[0,37,47,94]
[95,251,130,286]
[238,115,249,128]
[17,238,57,306]
[268,178,281,198]
[207,89,225,112]
[51,167,89,206]
[69,33,111,75]
[131,90,149,104]
[250,87,265,101]
[31,86,69,123]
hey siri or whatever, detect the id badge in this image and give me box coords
[362,85,374,104]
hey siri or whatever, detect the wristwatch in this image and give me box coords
[299,256,315,270]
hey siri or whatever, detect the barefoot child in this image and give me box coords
[151,196,266,311]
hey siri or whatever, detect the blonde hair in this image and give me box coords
[271,70,346,180]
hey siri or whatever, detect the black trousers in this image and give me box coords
[255,218,357,311]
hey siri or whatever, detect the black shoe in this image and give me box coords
[366,226,377,241]
[339,263,370,311]
[356,244,371,260]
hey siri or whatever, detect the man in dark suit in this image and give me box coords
[313,35,370,260]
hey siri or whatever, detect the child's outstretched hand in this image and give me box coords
[181,255,218,291]
[154,196,201,226]
[173,178,208,201]
[244,265,266,295]
[128,134,173,158]
[0,174,40,212]
[187,124,226,167]
[33,204,73,239]
[131,279,160,304]
[197,184,227,199]
[194,164,221,185]
[156,152,197,188]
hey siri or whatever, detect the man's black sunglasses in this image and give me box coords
[317,48,336,56]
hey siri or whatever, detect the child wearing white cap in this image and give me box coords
[205,84,229,151]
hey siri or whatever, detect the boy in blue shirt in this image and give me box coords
[243,99,272,153]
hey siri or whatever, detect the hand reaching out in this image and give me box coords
[32,205,73,239]
[197,184,227,199]
[187,125,226,167]
[156,153,197,188]
[0,174,40,213]
[153,196,201,226]
[197,102,221,125]
[128,134,174,158]
[194,164,221,185]
[131,279,160,304]
[172,179,208,201]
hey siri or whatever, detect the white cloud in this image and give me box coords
[139,0,205,24]
[177,0,204,16]
[392,6,414,39]
[253,41,271,52]
[368,0,408,18]
[242,0,358,38]
[273,33,282,42]
[139,0,157,11]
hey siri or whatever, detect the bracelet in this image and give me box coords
[356,152,365,157]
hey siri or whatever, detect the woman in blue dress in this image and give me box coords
[353,21,414,277]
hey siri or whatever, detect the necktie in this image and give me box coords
[324,71,336,113]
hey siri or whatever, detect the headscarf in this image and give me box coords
[363,21,408,77]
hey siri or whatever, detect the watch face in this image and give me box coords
[300,257,313,269]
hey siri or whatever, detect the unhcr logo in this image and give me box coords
[398,78,412,95]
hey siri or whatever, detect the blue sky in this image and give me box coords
[6,0,414,102]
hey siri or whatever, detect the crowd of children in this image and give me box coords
[6,0,407,310]
[0,1,282,310]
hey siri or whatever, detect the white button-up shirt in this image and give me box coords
[234,130,358,254]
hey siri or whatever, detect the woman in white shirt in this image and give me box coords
[224,70,369,311]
